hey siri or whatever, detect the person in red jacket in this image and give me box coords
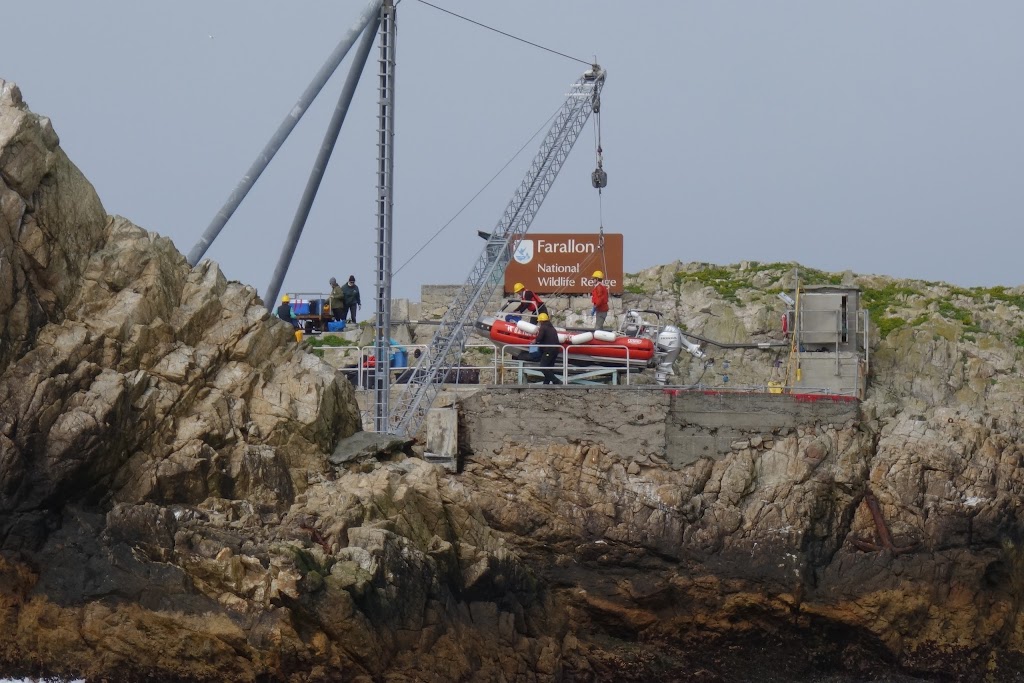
[590,270,609,329]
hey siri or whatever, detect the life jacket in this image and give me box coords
[522,291,544,312]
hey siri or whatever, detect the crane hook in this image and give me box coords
[592,143,607,189]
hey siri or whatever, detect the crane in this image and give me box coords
[389,64,606,438]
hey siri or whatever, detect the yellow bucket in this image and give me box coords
[767,380,783,395]
[294,329,304,343]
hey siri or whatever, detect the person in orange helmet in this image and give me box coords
[512,282,548,324]
[590,270,609,329]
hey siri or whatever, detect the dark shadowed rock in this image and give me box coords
[329,430,412,465]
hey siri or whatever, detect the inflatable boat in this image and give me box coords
[476,315,656,369]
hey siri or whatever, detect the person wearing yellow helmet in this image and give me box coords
[590,270,609,329]
[276,294,298,328]
[533,310,562,384]
[512,282,547,323]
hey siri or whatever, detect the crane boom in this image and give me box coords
[390,65,606,437]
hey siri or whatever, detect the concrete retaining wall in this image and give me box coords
[459,387,859,467]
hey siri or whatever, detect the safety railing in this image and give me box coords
[317,343,502,390]
[315,340,862,396]
[497,343,636,386]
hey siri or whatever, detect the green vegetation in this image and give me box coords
[876,316,908,338]
[307,335,354,347]
[675,266,741,301]
[671,261,849,304]
[306,334,354,359]
[797,267,843,286]
[950,285,1024,311]
[673,265,755,302]
[936,300,981,332]
[937,300,969,324]
[909,314,931,327]
[624,284,647,295]
[860,283,920,338]
[1014,331,1024,349]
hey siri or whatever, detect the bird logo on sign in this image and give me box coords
[513,239,534,265]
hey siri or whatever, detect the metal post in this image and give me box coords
[187,0,383,267]
[264,17,380,311]
[372,0,397,432]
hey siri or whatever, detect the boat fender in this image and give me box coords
[570,332,594,345]
[594,330,617,342]
[558,333,570,344]
[516,320,538,335]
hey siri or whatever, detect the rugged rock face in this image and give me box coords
[2,78,1024,682]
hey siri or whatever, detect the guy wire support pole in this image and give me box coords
[372,0,397,433]
[187,0,383,268]
[264,16,381,311]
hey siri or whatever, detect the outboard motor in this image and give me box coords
[655,325,706,385]
[655,327,683,384]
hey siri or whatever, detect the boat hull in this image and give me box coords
[482,318,654,368]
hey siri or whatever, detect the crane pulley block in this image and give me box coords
[592,167,608,189]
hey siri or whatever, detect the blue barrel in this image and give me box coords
[392,349,408,368]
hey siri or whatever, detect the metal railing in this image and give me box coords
[497,344,636,385]
[318,343,502,389]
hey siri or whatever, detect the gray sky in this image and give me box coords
[4,1,1023,304]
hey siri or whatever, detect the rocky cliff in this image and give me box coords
[2,78,1024,682]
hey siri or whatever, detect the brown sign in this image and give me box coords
[504,233,623,295]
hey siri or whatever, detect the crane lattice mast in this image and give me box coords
[372,0,398,432]
[390,65,606,438]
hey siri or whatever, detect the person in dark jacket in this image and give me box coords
[341,275,361,324]
[512,282,548,324]
[533,312,562,385]
[277,295,298,328]
[328,277,345,322]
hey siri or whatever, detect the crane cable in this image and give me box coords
[592,98,608,279]
[534,85,609,304]
[393,105,560,276]
[411,0,592,66]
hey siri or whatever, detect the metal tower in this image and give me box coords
[372,0,397,432]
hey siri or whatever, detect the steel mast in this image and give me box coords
[372,0,398,432]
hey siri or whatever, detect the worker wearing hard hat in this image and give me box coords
[533,311,562,385]
[512,282,548,324]
[590,270,609,329]
[277,294,298,328]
